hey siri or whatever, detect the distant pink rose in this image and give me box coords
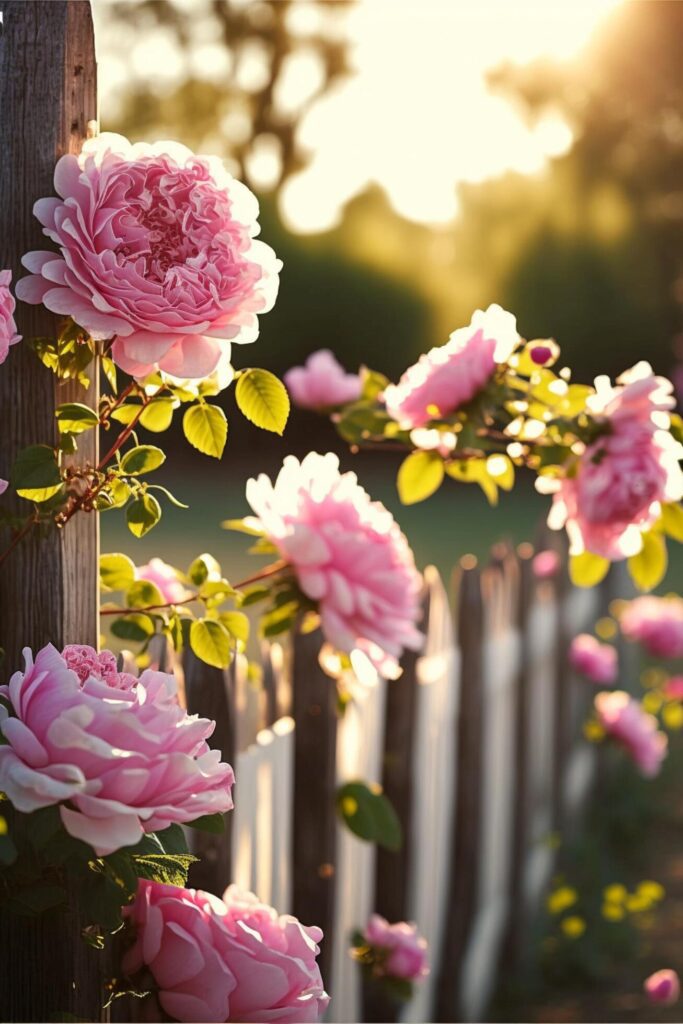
[620,595,683,659]
[16,133,280,380]
[384,304,519,429]
[664,676,683,701]
[542,363,683,560]
[0,270,21,363]
[0,479,7,496]
[532,549,560,579]
[595,690,667,777]
[644,969,680,1006]
[136,557,191,605]
[569,634,618,685]
[246,453,423,678]
[284,349,361,409]
[363,915,429,982]
[123,880,329,1023]
[0,644,234,855]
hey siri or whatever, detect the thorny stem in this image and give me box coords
[99,560,290,617]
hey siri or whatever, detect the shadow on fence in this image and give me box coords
[171,533,631,1024]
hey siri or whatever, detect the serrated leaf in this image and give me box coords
[336,781,402,851]
[126,493,162,538]
[12,445,62,501]
[235,369,289,435]
[628,531,668,592]
[569,551,610,588]
[397,450,444,505]
[55,402,99,435]
[131,853,198,888]
[139,397,176,433]
[190,619,233,669]
[120,445,166,476]
[100,553,136,591]
[183,403,228,458]
[110,614,156,642]
[660,503,683,543]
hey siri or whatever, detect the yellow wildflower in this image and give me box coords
[561,916,586,938]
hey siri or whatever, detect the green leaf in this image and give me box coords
[120,445,166,476]
[486,453,515,491]
[139,398,176,433]
[12,445,62,501]
[360,367,390,402]
[188,553,221,586]
[219,611,250,645]
[183,403,228,458]
[239,584,272,606]
[190,619,233,669]
[102,355,117,393]
[628,531,668,592]
[111,403,143,426]
[100,553,136,591]
[186,813,226,834]
[569,551,611,588]
[131,853,198,888]
[55,402,99,435]
[126,493,162,538]
[221,518,263,536]
[126,580,164,608]
[9,885,67,916]
[235,369,290,435]
[110,614,156,642]
[336,781,403,851]
[660,503,683,543]
[397,450,444,505]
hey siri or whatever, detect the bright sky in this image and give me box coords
[96,0,622,234]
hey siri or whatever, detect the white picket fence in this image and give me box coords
[182,542,622,1023]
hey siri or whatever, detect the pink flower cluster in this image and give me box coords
[569,634,618,685]
[0,269,21,364]
[123,880,329,1023]
[644,969,680,1006]
[384,304,519,429]
[620,595,683,659]
[245,453,423,677]
[136,557,191,605]
[285,349,361,409]
[0,644,234,855]
[16,133,280,380]
[363,914,429,982]
[594,691,668,777]
[543,363,683,560]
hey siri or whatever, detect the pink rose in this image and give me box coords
[594,691,667,777]
[569,634,618,685]
[644,969,680,1006]
[123,880,329,1023]
[0,644,234,855]
[383,304,519,429]
[245,453,423,677]
[16,133,280,380]
[532,549,560,579]
[0,269,21,363]
[363,915,429,982]
[136,557,192,605]
[620,595,683,659]
[542,363,683,560]
[284,349,361,409]
[0,479,8,496]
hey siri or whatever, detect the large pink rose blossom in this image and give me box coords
[594,691,667,777]
[245,453,423,677]
[0,270,21,364]
[0,644,234,855]
[284,349,361,409]
[569,634,618,685]
[383,305,519,429]
[644,969,680,1006]
[363,914,429,982]
[136,557,192,605]
[620,595,683,659]
[16,133,280,380]
[541,363,683,560]
[123,880,329,1023]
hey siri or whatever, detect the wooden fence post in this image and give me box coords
[0,3,100,1020]
[435,560,485,1022]
[291,627,338,989]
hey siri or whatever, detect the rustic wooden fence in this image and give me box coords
[171,535,630,1024]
